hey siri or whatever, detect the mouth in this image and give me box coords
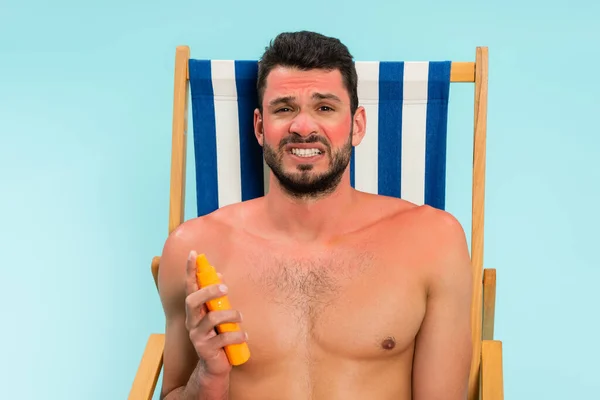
[281,141,328,163]
[286,147,327,164]
[289,147,324,159]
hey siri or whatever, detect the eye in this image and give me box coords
[319,106,334,112]
[275,107,292,113]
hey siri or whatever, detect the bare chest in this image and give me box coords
[220,242,427,363]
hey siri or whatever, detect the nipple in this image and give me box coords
[381,337,396,350]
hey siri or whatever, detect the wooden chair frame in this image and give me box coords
[128,45,503,400]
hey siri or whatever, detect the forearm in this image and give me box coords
[162,363,229,400]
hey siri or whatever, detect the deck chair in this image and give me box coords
[128,45,503,400]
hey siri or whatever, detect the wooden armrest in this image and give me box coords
[483,268,496,340]
[128,333,165,400]
[151,256,161,290]
[481,340,504,400]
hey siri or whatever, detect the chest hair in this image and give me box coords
[247,249,375,329]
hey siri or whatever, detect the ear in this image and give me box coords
[254,108,264,146]
[351,106,367,146]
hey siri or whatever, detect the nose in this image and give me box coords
[289,110,318,137]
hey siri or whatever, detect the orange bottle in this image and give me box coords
[195,253,251,366]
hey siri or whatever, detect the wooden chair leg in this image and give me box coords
[481,340,504,400]
[128,334,165,400]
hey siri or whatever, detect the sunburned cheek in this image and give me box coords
[326,125,353,145]
[261,123,287,144]
[322,114,353,138]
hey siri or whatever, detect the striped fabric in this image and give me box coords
[189,59,451,217]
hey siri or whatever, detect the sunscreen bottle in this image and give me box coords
[196,254,251,366]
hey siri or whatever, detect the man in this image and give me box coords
[158,31,473,400]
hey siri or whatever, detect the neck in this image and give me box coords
[263,170,357,243]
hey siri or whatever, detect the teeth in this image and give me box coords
[291,148,322,157]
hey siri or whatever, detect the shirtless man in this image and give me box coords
[158,31,473,400]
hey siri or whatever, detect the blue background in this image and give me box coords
[1,0,598,398]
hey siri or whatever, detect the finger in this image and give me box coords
[185,283,228,329]
[197,330,248,362]
[190,309,241,341]
[203,309,243,332]
[209,330,248,349]
[187,282,228,311]
[185,250,199,296]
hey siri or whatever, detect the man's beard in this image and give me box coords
[263,130,353,200]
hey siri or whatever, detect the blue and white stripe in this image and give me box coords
[189,59,450,217]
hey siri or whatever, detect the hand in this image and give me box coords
[184,250,247,378]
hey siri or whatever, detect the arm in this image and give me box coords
[158,221,230,400]
[412,211,473,400]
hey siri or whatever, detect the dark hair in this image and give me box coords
[257,31,358,115]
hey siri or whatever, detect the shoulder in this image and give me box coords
[157,202,248,302]
[160,196,265,269]
[365,194,464,232]
[161,208,233,262]
[372,193,467,247]
[406,204,468,246]
[404,205,472,295]
[375,197,471,283]
[160,200,252,257]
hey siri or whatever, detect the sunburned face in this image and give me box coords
[254,66,364,199]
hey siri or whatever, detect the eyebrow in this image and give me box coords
[312,92,342,103]
[268,96,295,108]
[268,92,343,108]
